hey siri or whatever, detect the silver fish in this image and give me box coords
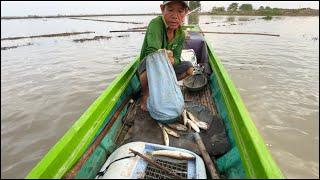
[164,126,180,138]
[182,109,188,126]
[186,110,200,123]
[158,123,169,146]
[196,121,209,130]
[167,123,188,131]
[187,119,200,133]
[162,128,170,146]
[151,150,195,160]
[186,111,209,130]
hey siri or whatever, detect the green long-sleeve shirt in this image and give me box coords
[140,16,186,65]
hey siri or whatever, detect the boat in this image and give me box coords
[26,25,284,179]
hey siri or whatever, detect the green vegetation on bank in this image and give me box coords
[209,2,319,16]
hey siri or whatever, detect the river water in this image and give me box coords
[1,15,319,178]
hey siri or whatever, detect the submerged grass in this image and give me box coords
[69,17,143,24]
[1,31,95,41]
[1,43,34,50]
[262,16,273,20]
[73,36,112,43]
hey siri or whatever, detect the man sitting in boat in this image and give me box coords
[138,1,194,111]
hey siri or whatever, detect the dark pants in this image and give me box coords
[138,58,193,79]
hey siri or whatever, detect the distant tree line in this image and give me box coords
[188,1,201,24]
[189,1,201,12]
[210,2,319,16]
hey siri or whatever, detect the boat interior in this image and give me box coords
[72,31,238,179]
[119,31,230,155]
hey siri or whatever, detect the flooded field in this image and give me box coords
[1,15,319,178]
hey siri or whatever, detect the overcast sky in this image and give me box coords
[1,1,319,16]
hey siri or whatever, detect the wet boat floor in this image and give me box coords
[115,84,230,157]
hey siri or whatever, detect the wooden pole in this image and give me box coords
[109,29,280,37]
[194,132,220,179]
[200,31,280,37]
[1,31,95,41]
[129,148,184,179]
[69,17,143,24]
[110,30,146,33]
[64,96,133,179]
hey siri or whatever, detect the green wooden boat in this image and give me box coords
[26,25,284,179]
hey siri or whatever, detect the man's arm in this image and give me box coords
[172,30,186,65]
[173,44,183,65]
[144,20,163,56]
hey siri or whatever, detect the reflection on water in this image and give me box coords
[188,13,199,25]
[1,15,319,178]
[226,16,236,22]
[238,17,250,21]
[209,16,225,21]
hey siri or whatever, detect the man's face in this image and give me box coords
[161,2,188,30]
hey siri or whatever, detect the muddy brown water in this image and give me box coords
[1,15,319,178]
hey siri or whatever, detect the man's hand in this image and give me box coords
[167,50,174,65]
[184,30,190,40]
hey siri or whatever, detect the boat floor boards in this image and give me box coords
[115,83,231,157]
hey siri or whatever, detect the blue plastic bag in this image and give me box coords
[146,49,184,123]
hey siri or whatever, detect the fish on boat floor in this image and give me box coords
[115,83,231,158]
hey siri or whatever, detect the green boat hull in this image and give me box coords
[26,25,283,179]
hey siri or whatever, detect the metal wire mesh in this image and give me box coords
[144,158,188,179]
